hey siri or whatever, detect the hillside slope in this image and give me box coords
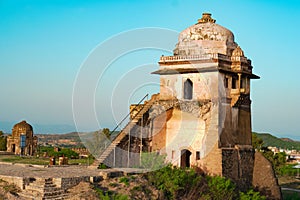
[254,132,300,150]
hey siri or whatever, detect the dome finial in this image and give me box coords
[198,13,216,23]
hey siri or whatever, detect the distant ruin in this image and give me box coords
[6,120,38,156]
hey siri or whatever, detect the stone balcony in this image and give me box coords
[231,88,248,95]
[159,53,231,63]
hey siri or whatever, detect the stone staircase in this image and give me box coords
[19,178,68,200]
[89,95,158,169]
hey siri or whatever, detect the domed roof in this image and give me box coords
[173,13,237,56]
[13,120,33,130]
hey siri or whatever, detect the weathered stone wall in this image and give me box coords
[55,176,91,190]
[238,146,254,191]
[152,108,173,151]
[222,148,239,180]
[219,107,252,147]
[0,175,25,189]
[236,107,252,145]
[199,143,222,176]
[222,146,254,191]
[253,152,282,200]
[159,69,219,102]
[164,108,206,167]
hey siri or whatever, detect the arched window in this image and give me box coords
[184,79,193,100]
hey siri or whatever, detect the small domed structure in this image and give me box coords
[12,120,33,138]
[7,120,37,156]
[173,13,237,56]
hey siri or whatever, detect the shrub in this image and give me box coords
[240,189,266,200]
[94,187,128,200]
[277,164,298,176]
[145,165,205,199]
[145,165,266,200]
[98,163,109,169]
[119,177,129,186]
[206,176,236,200]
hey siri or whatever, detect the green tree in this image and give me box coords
[56,148,79,158]
[102,128,111,139]
[252,133,264,150]
[261,147,287,173]
[0,131,7,151]
[274,152,287,166]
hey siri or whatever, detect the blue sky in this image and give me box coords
[0,0,299,140]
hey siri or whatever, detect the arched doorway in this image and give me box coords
[184,79,193,100]
[12,144,15,153]
[180,149,191,168]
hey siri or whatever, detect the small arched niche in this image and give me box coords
[184,79,193,100]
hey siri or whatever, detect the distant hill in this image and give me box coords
[37,130,120,147]
[0,121,76,134]
[254,132,300,150]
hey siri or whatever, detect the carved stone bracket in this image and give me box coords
[233,94,251,107]
[149,99,211,119]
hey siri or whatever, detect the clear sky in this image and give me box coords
[0,0,299,140]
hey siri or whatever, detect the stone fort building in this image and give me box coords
[92,13,281,198]
[6,120,38,156]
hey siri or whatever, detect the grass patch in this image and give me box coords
[94,187,128,200]
[0,155,94,166]
[68,158,95,165]
[0,155,48,165]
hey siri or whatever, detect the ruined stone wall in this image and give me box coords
[253,152,282,200]
[221,148,239,180]
[199,143,222,176]
[54,177,91,190]
[238,146,254,191]
[222,146,254,192]
[151,108,173,151]
[0,175,25,189]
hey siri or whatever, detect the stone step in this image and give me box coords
[42,193,69,200]
[20,190,68,200]
[25,185,44,192]
[43,190,65,197]
[25,185,60,193]
[44,187,64,193]
[19,191,43,200]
